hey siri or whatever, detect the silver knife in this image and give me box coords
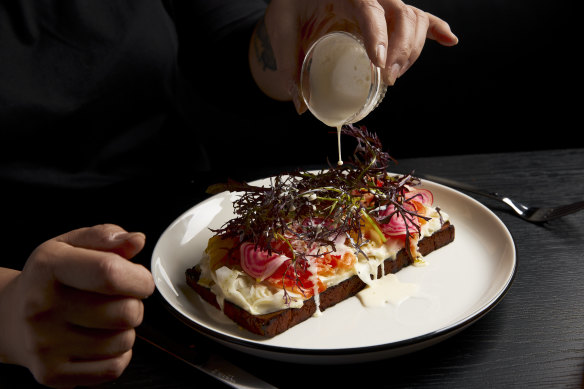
[136,323,278,389]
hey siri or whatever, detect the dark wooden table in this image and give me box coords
[2,148,583,388]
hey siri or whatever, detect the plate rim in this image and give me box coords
[159,268,515,357]
[151,174,517,358]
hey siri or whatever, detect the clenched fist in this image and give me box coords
[0,224,155,387]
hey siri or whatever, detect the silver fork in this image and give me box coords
[421,174,584,223]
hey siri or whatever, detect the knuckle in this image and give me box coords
[91,223,119,233]
[20,280,55,322]
[398,44,411,58]
[104,351,132,380]
[96,253,123,291]
[27,241,55,269]
[32,368,54,387]
[143,271,156,296]
[354,0,385,17]
[361,0,384,12]
[30,358,63,387]
[118,298,144,328]
[413,7,429,28]
[28,333,132,386]
[391,3,417,26]
[23,333,51,361]
[117,329,136,352]
[22,296,48,321]
[404,4,417,17]
[92,224,121,245]
[403,6,419,26]
[63,223,123,247]
[390,41,412,61]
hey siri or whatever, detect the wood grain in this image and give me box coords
[1,148,582,389]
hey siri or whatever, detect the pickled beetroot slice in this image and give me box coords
[379,204,420,237]
[240,242,289,281]
[405,188,433,205]
[378,188,432,237]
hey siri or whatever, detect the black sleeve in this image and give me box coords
[165,0,270,111]
[163,0,321,178]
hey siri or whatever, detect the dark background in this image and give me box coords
[3,0,582,271]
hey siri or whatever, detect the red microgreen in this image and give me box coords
[207,124,427,300]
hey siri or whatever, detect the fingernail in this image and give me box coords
[375,44,386,69]
[292,94,307,115]
[112,231,146,242]
[442,31,459,45]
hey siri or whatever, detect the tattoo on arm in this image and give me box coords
[253,17,277,71]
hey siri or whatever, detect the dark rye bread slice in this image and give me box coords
[186,221,454,338]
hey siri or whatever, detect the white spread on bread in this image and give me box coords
[198,205,448,315]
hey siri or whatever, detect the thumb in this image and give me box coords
[57,224,146,260]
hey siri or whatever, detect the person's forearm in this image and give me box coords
[0,267,22,365]
[249,15,291,102]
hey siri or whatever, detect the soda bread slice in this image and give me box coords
[185,221,455,338]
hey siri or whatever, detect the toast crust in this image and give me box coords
[186,222,455,337]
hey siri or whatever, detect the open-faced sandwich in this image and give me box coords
[186,125,455,337]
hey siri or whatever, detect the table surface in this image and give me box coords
[1,148,583,389]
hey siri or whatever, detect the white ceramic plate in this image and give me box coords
[151,175,516,364]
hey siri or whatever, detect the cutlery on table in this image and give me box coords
[136,323,277,389]
[421,174,584,223]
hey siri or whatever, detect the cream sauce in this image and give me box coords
[356,274,419,307]
[337,125,343,166]
[307,34,372,166]
[309,260,323,316]
[307,33,371,128]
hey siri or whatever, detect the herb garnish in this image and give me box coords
[208,124,428,299]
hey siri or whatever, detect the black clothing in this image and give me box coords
[0,0,267,189]
[0,0,269,269]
